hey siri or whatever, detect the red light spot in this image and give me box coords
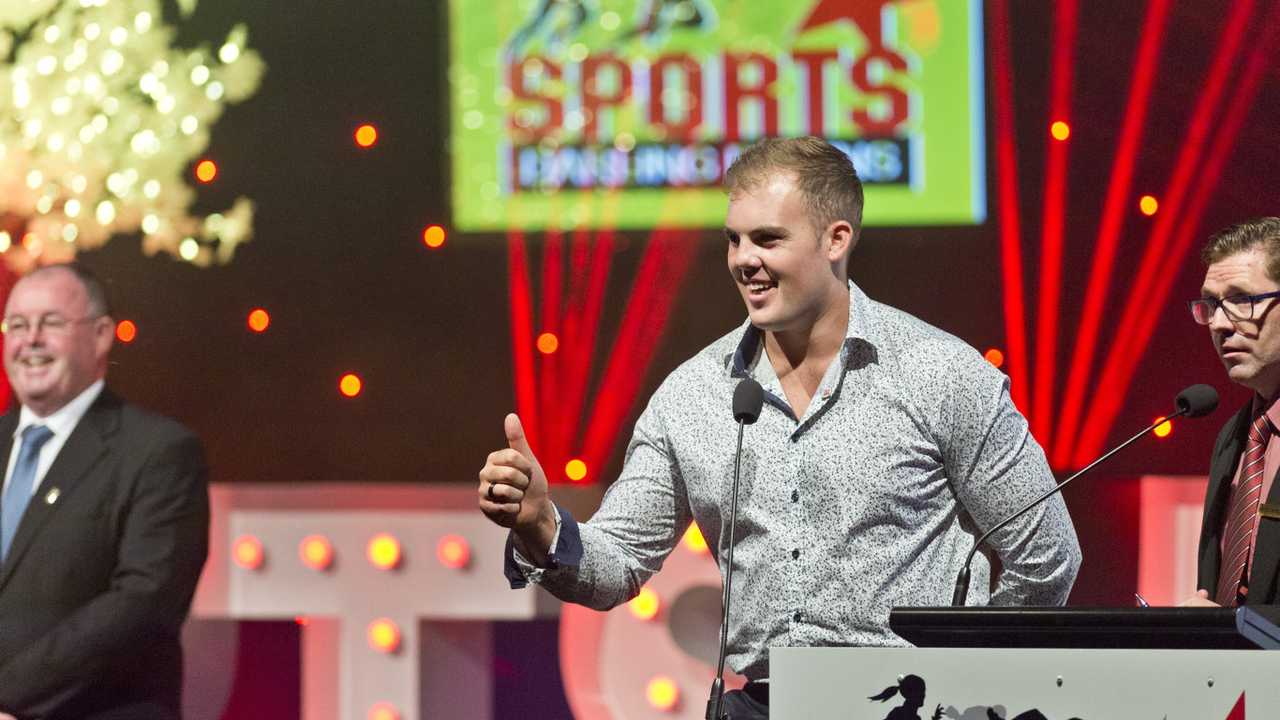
[536,332,559,354]
[355,124,378,148]
[1154,416,1172,438]
[1139,195,1159,216]
[340,373,363,398]
[436,534,471,569]
[115,320,137,343]
[1050,121,1070,141]
[682,523,709,554]
[422,225,446,249]
[299,535,334,570]
[629,586,661,621]
[367,618,401,653]
[984,348,1005,368]
[195,159,218,183]
[646,676,680,711]
[233,535,264,570]
[247,308,270,333]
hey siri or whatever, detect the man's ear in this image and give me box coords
[94,314,115,357]
[825,219,857,264]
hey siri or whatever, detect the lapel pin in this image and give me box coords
[44,487,60,505]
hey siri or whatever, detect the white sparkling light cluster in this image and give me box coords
[0,0,264,269]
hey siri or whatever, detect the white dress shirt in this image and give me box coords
[508,283,1081,680]
[1,379,105,498]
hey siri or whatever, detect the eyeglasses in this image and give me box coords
[1188,291,1280,325]
[1,314,103,338]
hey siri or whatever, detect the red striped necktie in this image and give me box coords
[1216,410,1273,606]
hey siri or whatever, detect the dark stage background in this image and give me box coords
[79,0,1280,581]
[33,1,1280,707]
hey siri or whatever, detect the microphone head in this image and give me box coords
[733,379,764,424]
[1175,384,1219,418]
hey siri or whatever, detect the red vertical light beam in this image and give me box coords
[1031,0,1079,449]
[989,0,1030,414]
[539,232,566,476]
[1073,0,1258,465]
[581,230,698,476]
[562,230,615,466]
[557,227,592,462]
[1052,0,1172,468]
[507,229,540,450]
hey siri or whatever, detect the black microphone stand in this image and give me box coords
[952,407,1194,606]
[707,415,747,720]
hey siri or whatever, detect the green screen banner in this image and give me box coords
[448,0,985,231]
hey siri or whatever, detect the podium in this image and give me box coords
[771,607,1280,719]
[889,606,1280,649]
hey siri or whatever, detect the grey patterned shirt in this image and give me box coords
[507,282,1081,680]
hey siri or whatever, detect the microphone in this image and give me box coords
[1176,383,1219,417]
[950,384,1219,606]
[733,378,764,423]
[707,379,764,720]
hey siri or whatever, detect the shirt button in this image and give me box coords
[791,549,800,559]
[791,490,799,502]
[793,611,802,622]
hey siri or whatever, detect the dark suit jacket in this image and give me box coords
[1197,400,1280,605]
[0,389,209,720]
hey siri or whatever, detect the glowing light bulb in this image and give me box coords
[536,332,559,354]
[646,676,680,711]
[422,225,446,248]
[340,373,363,398]
[247,309,270,332]
[682,523,710,554]
[367,619,401,653]
[355,124,378,147]
[367,533,401,569]
[436,535,471,569]
[233,535,264,570]
[629,587,661,621]
[299,535,334,570]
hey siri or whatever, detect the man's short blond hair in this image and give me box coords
[1201,217,1280,282]
[724,136,864,238]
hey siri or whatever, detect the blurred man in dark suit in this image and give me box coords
[0,263,208,720]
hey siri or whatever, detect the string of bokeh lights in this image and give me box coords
[230,522,476,720]
[98,122,448,404]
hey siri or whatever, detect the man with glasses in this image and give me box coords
[0,263,208,720]
[1185,217,1280,608]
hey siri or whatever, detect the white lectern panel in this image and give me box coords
[773,647,1277,719]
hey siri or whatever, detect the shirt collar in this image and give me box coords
[726,280,872,377]
[15,378,105,440]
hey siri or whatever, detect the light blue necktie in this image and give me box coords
[1,425,54,561]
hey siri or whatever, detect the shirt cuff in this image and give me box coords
[504,503,583,589]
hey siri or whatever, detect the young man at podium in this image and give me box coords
[478,137,1082,717]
